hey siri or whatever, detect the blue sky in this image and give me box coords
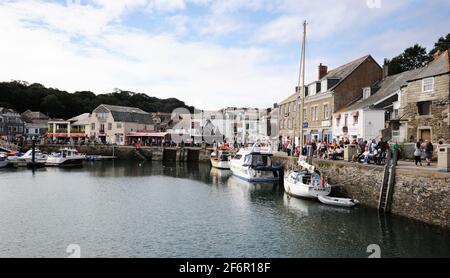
[0,0,449,109]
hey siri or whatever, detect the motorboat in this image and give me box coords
[318,196,359,208]
[229,142,282,183]
[7,149,48,167]
[284,159,332,199]
[0,153,8,168]
[46,148,85,167]
[210,147,232,170]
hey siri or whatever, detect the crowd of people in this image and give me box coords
[279,137,405,166]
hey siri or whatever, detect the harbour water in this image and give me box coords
[0,161,449,258]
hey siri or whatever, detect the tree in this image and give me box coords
[385,44,428,75]
[428,33,450,58]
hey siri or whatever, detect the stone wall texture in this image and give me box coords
[272,155,450,229]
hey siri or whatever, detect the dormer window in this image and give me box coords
[363,87,371,99]
[422,77,434,93]
[321,79,327,93]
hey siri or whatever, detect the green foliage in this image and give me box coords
[0,82,194,119]
[385,33,450,76]
[385,44,428,76]
[429,33,450,57]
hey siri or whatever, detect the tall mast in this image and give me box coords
[296,20,307,155]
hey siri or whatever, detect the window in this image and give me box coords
[311,106,318,121]
[91,123,95,130]
[417,101,431,115]
[422,77,434,93]
[117,123,122,129]
[108,123,112,130]
[344,114,348,127]
[323,104,329,120]
[363,87,371,99]
[321,79,327,93]
[353,116,359,125]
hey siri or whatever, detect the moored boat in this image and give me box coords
[284,160,332,199]
[229,142,282,183]
[0,153,8,168]
[7,149,48,167]
[318,196,359,208]
[46,148,85,167]
[210,147,232,170]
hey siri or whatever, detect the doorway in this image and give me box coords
[420,129,431,142]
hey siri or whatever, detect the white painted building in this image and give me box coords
[332,108,385,141]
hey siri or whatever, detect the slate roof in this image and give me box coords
[321,55,375,91]
[336,68,422,113]
[407,49,450,81]
[96,104,153,125]
[278,55,375,105]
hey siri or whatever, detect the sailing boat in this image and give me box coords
[283,20,332,199]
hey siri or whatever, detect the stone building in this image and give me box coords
[90,104,154,145]
[398,50,450,143]
[278,55,382,145]
[333,68,421,142]
[0,107,25,141]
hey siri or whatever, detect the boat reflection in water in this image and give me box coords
[209,167,232,186]
[227,175,278,193]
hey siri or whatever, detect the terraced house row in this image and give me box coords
[278,50,450,146]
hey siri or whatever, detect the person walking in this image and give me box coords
[424,140,434,166]
[414,141,423,166]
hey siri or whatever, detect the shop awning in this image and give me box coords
[127,132,168,138]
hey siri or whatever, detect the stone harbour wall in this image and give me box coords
[27,144,212,162]
[272,156,450,229]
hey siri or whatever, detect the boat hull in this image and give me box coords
[46,158,84,167]
[210,159,230,170]
[230,163,279,183]
[284,179,331,199]
[318,196,358,208]
[0,160,8,168]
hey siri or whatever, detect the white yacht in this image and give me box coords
[8,149,48,167]
[284,159,331,199]
[46,148,85,167]
[229,142,282,183]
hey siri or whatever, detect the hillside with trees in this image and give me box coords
[0,81,194,119]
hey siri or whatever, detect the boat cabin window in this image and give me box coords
[248,154,271,167]
[233,154,242,160]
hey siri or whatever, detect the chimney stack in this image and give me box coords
[318,63,328,80]
[433,50,441,61]
[382,63,389,79]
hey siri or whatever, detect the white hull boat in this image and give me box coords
[210,149,231,170]
[46,148,85,167]
[284,160,331,199]
[8,149,48,167]
[0,154,8,168]
[318,196,359,208]
[229,143,282,183]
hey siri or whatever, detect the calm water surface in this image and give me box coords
[0,161,449,258]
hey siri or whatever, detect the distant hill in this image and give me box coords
[0,81,194,119]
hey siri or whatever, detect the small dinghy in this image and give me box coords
[318,196,359,208]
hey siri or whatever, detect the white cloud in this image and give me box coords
[0,0,295,110]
